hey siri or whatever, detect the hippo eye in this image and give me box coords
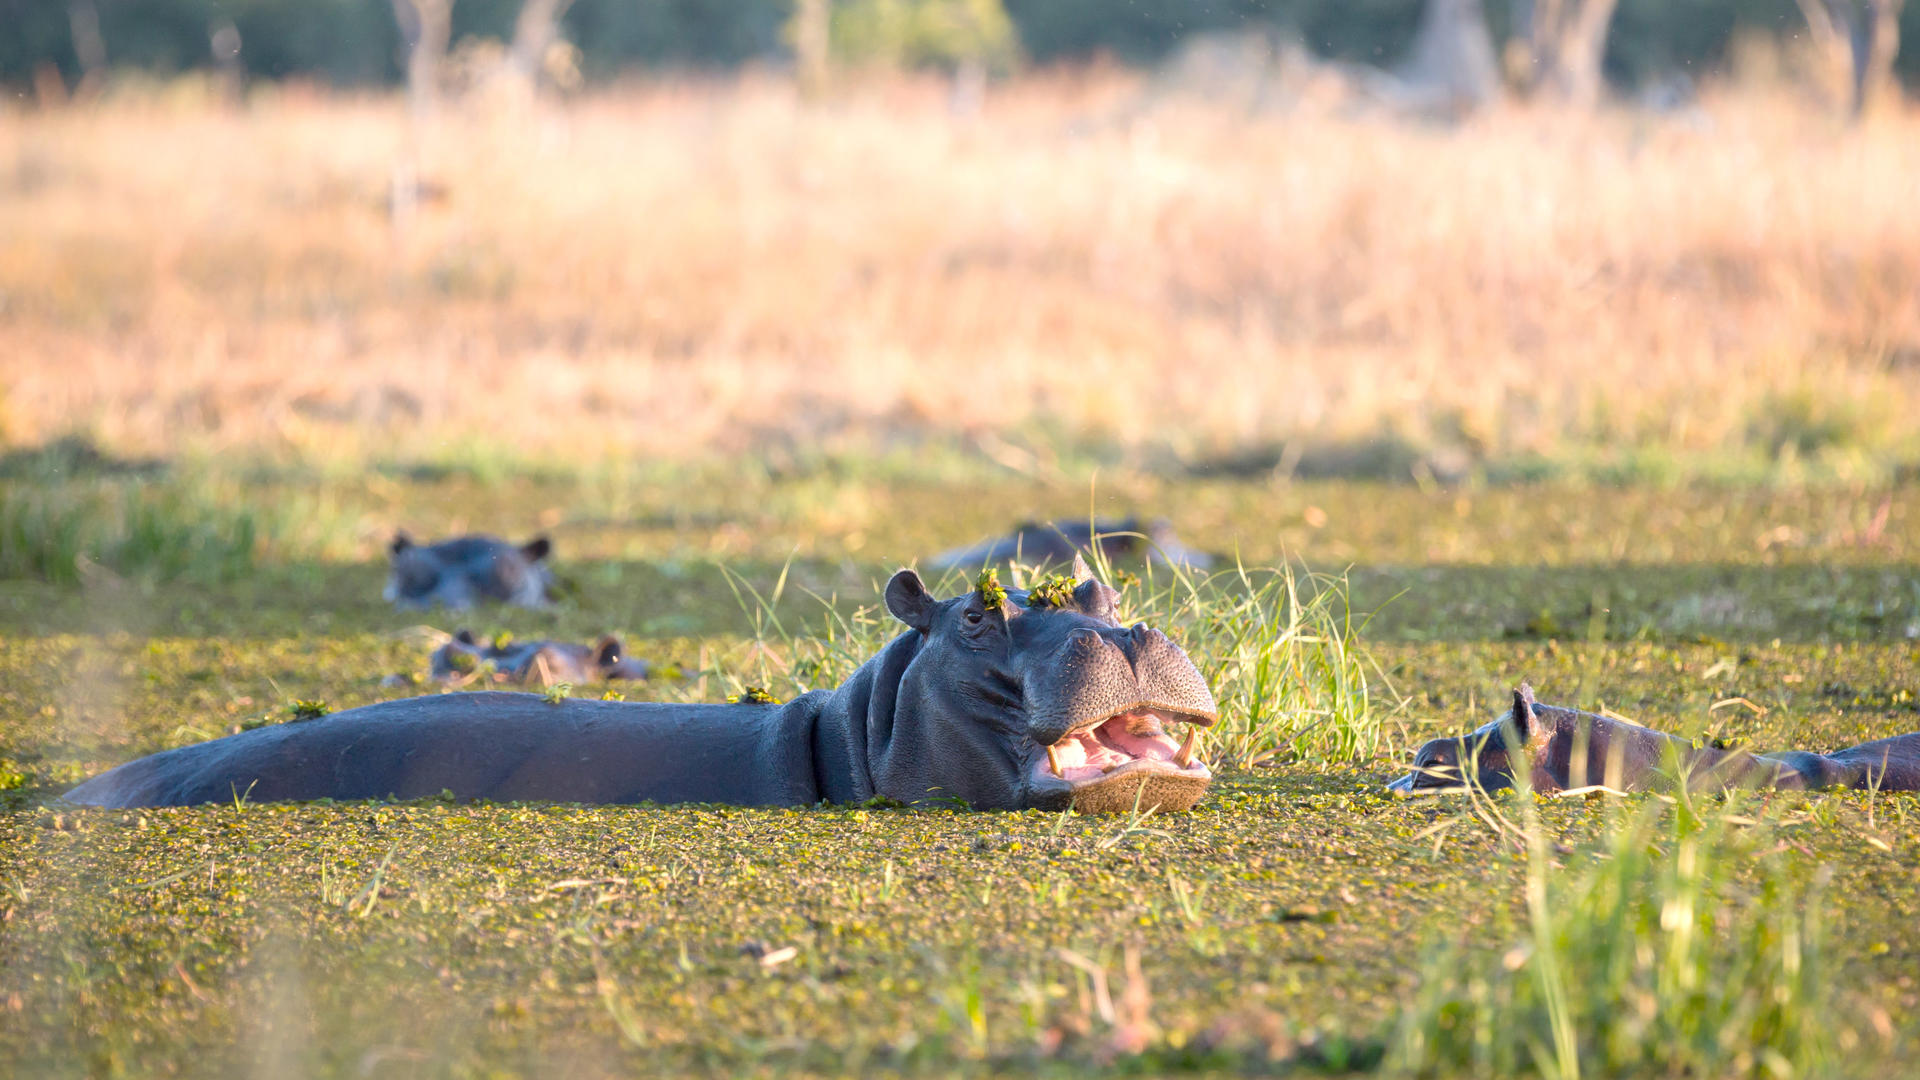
[964,609,984,625]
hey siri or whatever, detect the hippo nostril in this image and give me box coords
[1069,628,1102,649]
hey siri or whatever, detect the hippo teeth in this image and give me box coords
[1042,707,1211,785]
[1172,727,1199,768]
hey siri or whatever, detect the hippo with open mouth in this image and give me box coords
[66,561,1218,813]
[1389,684,1920,795]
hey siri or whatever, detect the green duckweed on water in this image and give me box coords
[1,473,1918,1077]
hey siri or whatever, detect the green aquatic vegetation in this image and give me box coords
[0,477,1916,1078]
[285,699,330,722]
[729,687,779,704]
[1026,573,1076,608]
[976,567,1007,609]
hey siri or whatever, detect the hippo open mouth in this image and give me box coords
[1040,705,1217,813]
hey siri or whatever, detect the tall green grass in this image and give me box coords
[0,478,262,585]
[1137,561,1392,767]
[1392,791,1839,1079]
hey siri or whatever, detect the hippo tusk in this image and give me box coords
[1172,727,1199,768]
[1046,744,1063,778]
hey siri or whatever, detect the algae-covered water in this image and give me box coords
[2,476,1916,1077]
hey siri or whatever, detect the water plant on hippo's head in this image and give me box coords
[65,560,1219,813]
[1388,683,1920,796]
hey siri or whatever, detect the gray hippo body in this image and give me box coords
[930,517,1214,572]
[385,533,556,610]
[68,564,1218,813]
[1389,684,1920,795]
[431,631,650,686]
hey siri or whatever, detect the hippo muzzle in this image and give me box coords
[1020,623,1218,813]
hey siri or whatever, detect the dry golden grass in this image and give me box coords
[1,71,1917,474]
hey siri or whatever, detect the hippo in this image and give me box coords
[1389,684,1920,795]
[930,517,1214,572]
[431,630,651,686]
[66,562,1219,813]
[385,532,556,610]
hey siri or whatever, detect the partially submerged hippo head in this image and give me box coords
[1390,683,1920,796]
[386,532,555,610]
[431,630,650,686]
[882,557,1218,812]
[1388,685,1546,795]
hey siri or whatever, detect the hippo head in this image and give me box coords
[385,532,554,609]
[879,556,1218,813]
[1387,684,1547,795]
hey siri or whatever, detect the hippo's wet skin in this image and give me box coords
[67,562,1219,813]
[431,630,651,686]
[1390,684,1920,795]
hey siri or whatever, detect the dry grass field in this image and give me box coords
[2,73,1918,479]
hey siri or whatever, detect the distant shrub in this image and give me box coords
[831,0,1019,73]
[0,478,260,585]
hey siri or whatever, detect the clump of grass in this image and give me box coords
[1392,792,1838,1079]
[1142,561,1391,767]
[0,478,260,585]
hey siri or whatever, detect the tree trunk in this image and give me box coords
[1797,0,1907,117]
[391,0,454,125]
[793,0,830,100]
[1860,0,1906,115]
[1399,0,1502,115]
[506,0,577,87]
[388,0,454,228]
[67,0,108,98]
[1515,0,1620,106]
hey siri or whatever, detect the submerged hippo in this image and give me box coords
[66,562,1218,813]
[385,532,556,610]
[431,630,651,686]
[1390,684,1920,795]
[930,517,1214,571]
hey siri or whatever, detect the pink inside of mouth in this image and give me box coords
[1043,708,1209,784]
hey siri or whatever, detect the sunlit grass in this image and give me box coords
[1392,787,1852,1079]
[1,78,1916,481]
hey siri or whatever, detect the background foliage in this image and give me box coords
[3,0,1916,89]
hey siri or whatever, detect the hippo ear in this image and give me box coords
[1511,683,1540,738]
[1071,552,1094,583]
[521,536,553,562]
[884,569,935,634]
[454,628,477,646]
[390,531,414,557]
[594,635,623,666]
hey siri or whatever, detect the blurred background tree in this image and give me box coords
[0,0,1912,96]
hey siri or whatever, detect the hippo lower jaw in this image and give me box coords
[1033,706,1215,813]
